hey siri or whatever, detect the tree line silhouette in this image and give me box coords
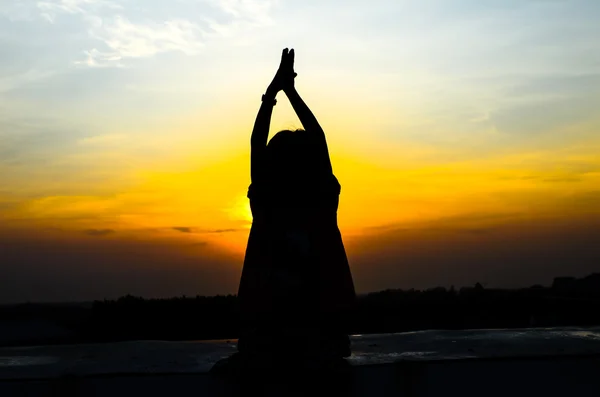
[1,274,599,347]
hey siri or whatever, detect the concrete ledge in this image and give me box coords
[1,327,600,396]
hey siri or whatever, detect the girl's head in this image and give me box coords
[265,129,322,184]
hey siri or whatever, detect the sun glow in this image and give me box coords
[227,194,253,228]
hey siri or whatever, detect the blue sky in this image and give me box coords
[2,0,599,167]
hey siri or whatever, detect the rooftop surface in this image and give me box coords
[1,327,600,396]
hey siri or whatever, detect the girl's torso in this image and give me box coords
[247,174,341,229]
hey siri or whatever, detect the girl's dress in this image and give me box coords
[237,173,356,355]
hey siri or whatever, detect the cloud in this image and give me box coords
[206,0,276,25]
[36,0,122,23]
[80,16,205,67]
[84,228,115,236]
[14,0,277,68]
[542,177,582,183]
[172,227,193,233]
[2,1,206,68]
[77,133,127,145]
[171,227,240,234]
[453,227,496,235]
[367,212,520,234]
[75,48,125,68]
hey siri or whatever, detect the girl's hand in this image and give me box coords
[267,48,297,95]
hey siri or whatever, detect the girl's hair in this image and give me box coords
[265,129,323,186]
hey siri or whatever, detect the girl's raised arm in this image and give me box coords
[284,85,333,175]
[283,49,333,175]
[250,49,295,182]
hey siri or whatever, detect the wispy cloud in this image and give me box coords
[84,228,115,236]
[4,0,277,68]
[207,0,276,25]
[542,177,582,183]
[36,0,121,22]
[78,133,127,146]
[209,228,240,233]
[75,48,125,68]
[199,0,277,42]
[83,16,205,67]
[38,1,206,67]
[173,226,194,233]
[171,227,241,234]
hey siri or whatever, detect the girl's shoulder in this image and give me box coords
[322,173,341,195]
[248,173,340,199]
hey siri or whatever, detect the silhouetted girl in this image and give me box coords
[237,49,356,358]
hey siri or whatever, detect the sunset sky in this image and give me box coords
[1,0,599,303]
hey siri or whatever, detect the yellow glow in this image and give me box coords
[4,135,600,254]
[226,194,253,228]
[2,87,600,267]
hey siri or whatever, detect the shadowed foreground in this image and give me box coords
[3,274,600,348]
[1,327,599,396]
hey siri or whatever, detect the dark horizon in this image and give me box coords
[2,273,598,306]
[2,273,599,349]
[2,210,599,304]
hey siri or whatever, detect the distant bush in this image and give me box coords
[2,273,599,346]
